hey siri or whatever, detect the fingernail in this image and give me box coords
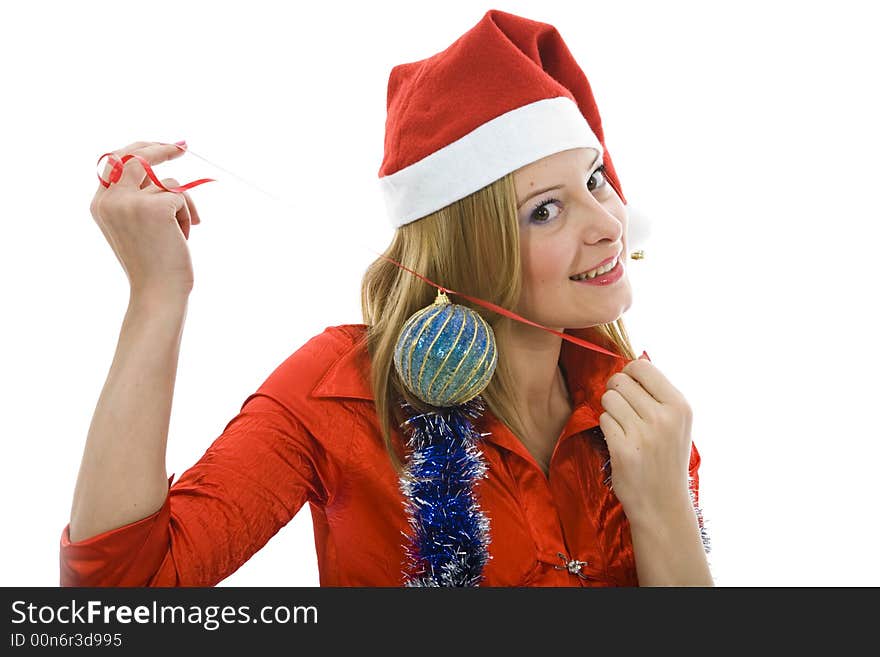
[174,140,187,148]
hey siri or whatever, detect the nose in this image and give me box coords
[573,193,624,245]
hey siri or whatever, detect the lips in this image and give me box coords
[570,251,621,279]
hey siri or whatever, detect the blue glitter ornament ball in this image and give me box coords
[393,290,497,407]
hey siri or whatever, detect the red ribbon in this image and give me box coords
[96,142,216,192]
[377,254,627,360]
[95,143,630,361]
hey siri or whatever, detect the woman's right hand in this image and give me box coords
[90,141,202,300]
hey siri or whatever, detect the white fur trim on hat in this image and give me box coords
[380,96,604,228]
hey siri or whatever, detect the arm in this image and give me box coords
[627,497,713,587]
[68,292,188,543]
[60,392,329,586]
[628,444,713,587]
[600,355,713,586]
[62,294,334,586]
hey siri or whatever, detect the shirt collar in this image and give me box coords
[311,325,375,401]
[476,327,629,457]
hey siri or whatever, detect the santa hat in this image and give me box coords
[377,8,632,231]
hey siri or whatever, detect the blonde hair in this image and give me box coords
[360,171,636,476]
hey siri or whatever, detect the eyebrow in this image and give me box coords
[516,153,604,209]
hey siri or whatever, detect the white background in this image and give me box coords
[2,0,877,587]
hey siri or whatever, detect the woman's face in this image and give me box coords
[512,147,633,330]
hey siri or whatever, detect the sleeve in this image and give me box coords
[687,440,710,554]
[59,392,331,587]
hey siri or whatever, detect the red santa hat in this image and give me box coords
[377,8,632,231]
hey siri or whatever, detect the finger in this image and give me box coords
[149,177,201,227]
[98,141,152,191]
[598,412,624,460]
[599,410,623,437]
[183,189,201,224]
[116,142,187,189]
[172,190,192,240]
[620,358,680,405]
[606,372,655,421]
[146,178,200,225]
[143,175,177,191]
[600,388,641,433]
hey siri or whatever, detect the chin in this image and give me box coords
[566,304,631,329]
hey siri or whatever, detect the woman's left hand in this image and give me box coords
[598,355,693,523]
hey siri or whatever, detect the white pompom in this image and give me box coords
[625,204,652,252]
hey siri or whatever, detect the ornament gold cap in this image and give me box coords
[629,250,645,260]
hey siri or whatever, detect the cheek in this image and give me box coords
[522,237,569,285]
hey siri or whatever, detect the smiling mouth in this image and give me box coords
[569,255,620,281]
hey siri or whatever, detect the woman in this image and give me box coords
[61,8,712,587]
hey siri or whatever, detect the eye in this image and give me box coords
[529,197,562,224]
[527,164,609,225]
[588,164,608,192]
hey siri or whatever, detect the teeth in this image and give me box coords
[570,257,618,280]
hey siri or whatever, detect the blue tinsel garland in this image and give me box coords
[397,395,492,587]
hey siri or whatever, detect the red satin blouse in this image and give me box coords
[59,324,703,587]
